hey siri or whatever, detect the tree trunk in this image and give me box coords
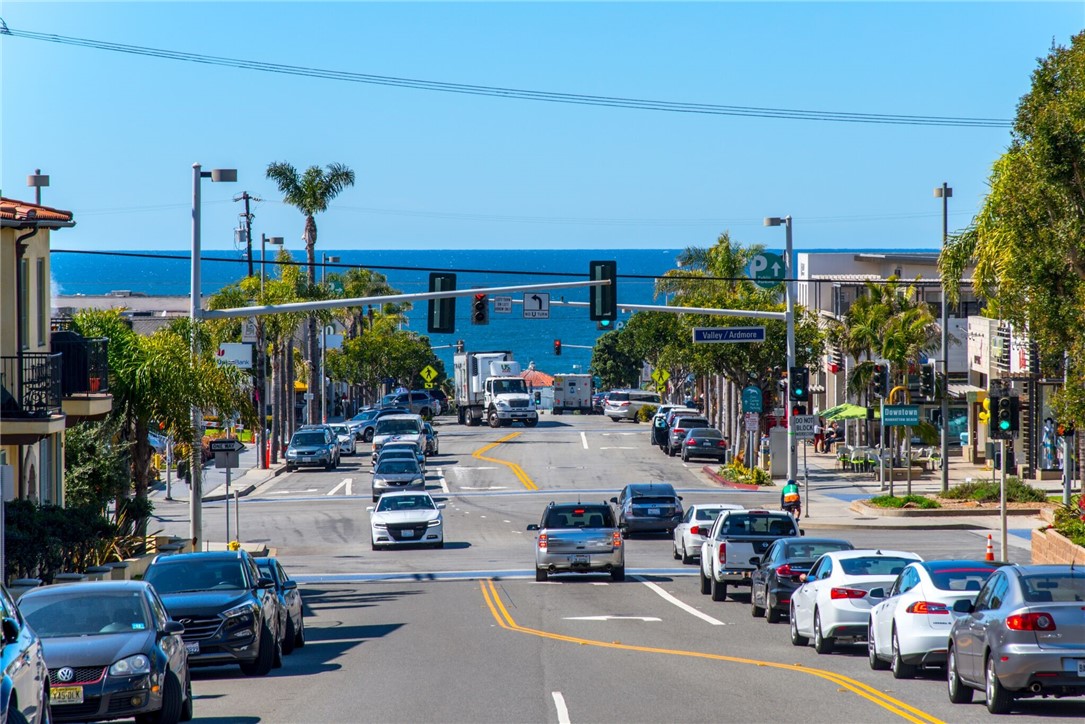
[305,214,319,425]
[132,417,152,499]
[270,340,281,464]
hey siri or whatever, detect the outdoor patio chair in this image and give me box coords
[837,446,853,471]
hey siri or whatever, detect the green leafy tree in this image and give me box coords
[590,330,641,390]
[63,418,131,513]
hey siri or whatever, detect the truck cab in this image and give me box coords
[454,351,538,427]
[700,509,800,602]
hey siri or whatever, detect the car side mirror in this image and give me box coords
[868,587,885,600]
[1,618,19,645]
[800,530,805,536]
[748,556,761,566]
[256,577,276,589]
[367,506,375,512]
[433,430,439,436]
[526,524,540,531]
[678,496,684,501]
[162,620,185,636]
[953,599,974,614]
[609,497,618,504]
[436,503,446,509]
[283,580,298,591]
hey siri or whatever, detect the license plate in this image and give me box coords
[648,508,660,516]
[1078,660,1085,677]
[185,641,200,655]
[702,441,713,446]
[52,686,84,705]
[400,529,415,537]
[572,555,589,564]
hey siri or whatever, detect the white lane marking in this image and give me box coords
[459,486,509,490]
[599,447,636,450]
[563,616,661,622]
[633,576,727,626]
[580,432,589,450]
[437,469,449,494]
[346,478,353,496]
[268,489,318,495]
[503,519,511,523]
[327,478,350,496]
[552,692,570,724]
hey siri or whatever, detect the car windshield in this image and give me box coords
[330,425,349,436]
[376,420,422,435]
[544,506,614,528]
[838,556,916,576]
[377,461,420,475]
[377,495,435,511]
[383,444,419,453]
[784,542,852,560]
[20,591,150,637]
[144,561,247,593]
[1020,573,1085,602]
[291,433,326,446]
[491,379,527,395]
[352,410,378,422]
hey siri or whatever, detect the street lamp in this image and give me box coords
[191,163,236,552]
[260,234,284,295]
[764,216,796,483]
[257,234,283,471]
[26,169,49,205]
[321,254,340,423]
[934,183,952,493]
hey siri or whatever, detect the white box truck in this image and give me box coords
[453,350,539,428]
[551,374,593,415]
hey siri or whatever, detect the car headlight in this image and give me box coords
[223,603,257,628]
[286,450,297,458]
[412,478,424,485]
[110,654,151,676]
[373,523,387,530]
[427,519,442,528]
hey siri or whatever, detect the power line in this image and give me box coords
[0,23,1012,128]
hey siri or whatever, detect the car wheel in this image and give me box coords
[179,675,193,722]
[751,597,765,617]
[325,461,335,471]
[610,566,625,582]
[947,646,973,704]
[891,629,916,679]
[283,617,296,655]
[711,577,727,602]
[433,540,445,549]
[609,417,621,423]
[272,635,284,669]
[985,654,1013,714]
[765,593,782,624]
[136,668,183,724]
[240,624,276,676]
[681,545,694,566]
[681,451,690,462]
[868,623,889,670]
[285,464,294,472]
[699,568,711,595]
[489,411,501,428]
[790,604,809,646]
[294,615,306,648]
[536,568,548,582]
[668,445,676,457]
[524,417,538,428]
[672,541,681,560]
[363,429,374,442]
[813,610,834,654]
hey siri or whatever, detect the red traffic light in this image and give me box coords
[554,339,562,356]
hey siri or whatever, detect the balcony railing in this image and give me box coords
[0,353,63,418]
[52,332,111,395]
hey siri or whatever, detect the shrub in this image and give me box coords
[868,494,941,509]
[717,461,774,486]
[1051,493,1085,547]
[941,477,1047,503]
[637,404,658,423]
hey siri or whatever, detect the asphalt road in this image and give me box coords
[142,416,1080,723]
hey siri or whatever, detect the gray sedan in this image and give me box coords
[371,458,426,502]
[947,564,1085,714]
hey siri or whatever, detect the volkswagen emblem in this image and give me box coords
[57,667,75,682]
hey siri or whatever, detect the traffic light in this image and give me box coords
[919,364,935,399]
[990,395,1020,439]
[554,339,562,356]
[596,318,614,332]
[872,363,889,398]
[589,260,617,323]
[426,273,456,334]
[789,366,809,402]
[791,404,807,417]
[471,293,489,325]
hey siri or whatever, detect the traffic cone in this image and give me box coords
[985,533,995,562]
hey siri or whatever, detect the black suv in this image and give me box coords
[143,550,283,677]
[610,483,684,536]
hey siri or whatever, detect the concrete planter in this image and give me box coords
[8,578,42,600]
[1031,527,1085,564]
[84,566,113,581]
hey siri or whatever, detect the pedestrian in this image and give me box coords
[781,479,802,520]
[824,422,839,454]
[813,418,824,453]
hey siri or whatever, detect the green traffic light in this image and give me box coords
[999,419,1010,431]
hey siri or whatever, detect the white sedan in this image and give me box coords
[790,549,923,655]
[672,504,743,564]
[368,491,445,549]
[867,559,1002,678]
[329,424,356,455]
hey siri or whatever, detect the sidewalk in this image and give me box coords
[148,441,287,503]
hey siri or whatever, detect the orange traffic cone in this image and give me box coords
[985,533,995,562]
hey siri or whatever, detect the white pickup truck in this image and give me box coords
[699,509,800,602]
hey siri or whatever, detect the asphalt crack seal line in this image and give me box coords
[480,580,943,724]
[472,432,537,491]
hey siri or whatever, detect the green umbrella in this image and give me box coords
[820,403,875,421]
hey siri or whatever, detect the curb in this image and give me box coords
[799,519,989,531]
[701,466,763,491]
[203,464,289,502]
[848,500,1046,518]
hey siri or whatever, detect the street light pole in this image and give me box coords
[935,183,953,492]
[258,234,283,471]
[320,254,340,422]
[765,215,796,482]
[190,163,236,551]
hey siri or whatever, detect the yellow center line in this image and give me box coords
[479,580,943,724]
[472,432,538,490]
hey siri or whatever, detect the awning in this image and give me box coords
[294,380,308,392]
[948,383,984,398]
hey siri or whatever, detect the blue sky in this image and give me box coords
[3,1,1082,253]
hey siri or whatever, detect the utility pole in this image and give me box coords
[234,192,259,277]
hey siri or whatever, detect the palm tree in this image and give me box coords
[266,161,356,423]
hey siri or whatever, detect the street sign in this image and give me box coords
[741,386,763,413]
[651,368,670,386]
[744,412,760,432]
[656,383,667,394]
[493,295,513,314]
[216,343,253,369]
[882,404,920,427]
[692,327,766,344]
[791,414,817,439]
[424,382,435,389]
[241,317,258,343]
[747,252,785,289]
[214,451,240,469]
[523,292,550,319]
[209,438,246,454]
[420,365,438,383]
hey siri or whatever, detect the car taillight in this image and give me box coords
[1006,612,1057,631]
[905,601,950,615]
[689,525,700,536]
[830,587,868,600]
[538,534,548,551]
[674,428,686,436]
[718,542,726,565]
[717,440,727,448]
[775,564,793,576]
[619,401,630,407]
[612,531,622,547]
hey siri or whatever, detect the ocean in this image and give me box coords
[51,248,684,377]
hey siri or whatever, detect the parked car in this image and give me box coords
[527,501,624,581]
[665,414,710,456]
[368,490,445,549]
[284,427,339,472]
[649,405,689,447]
[591,392,607,415]
[428,389,449,416]
[386,391,438,418]
[700,509,801,602]
[0,583,50,724]
[867,559,1004,678]
[750,537,855,623]
[371,457,426,502]
[254,557,305,655]
[423,423,440,455]
[370,414,426,461]
[603,389,661,422]
[348,407,408,443]
[611,483,683,536]
[680,428,729,463]
[142,550,283,677]
[790,549,923,655]
[328,424,356,456]
[946,564,1085,714]
[672,504,744,564]
[19,580,192,723]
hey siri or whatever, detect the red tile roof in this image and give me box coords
[521,369,555,387]
[0,197,75,224]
